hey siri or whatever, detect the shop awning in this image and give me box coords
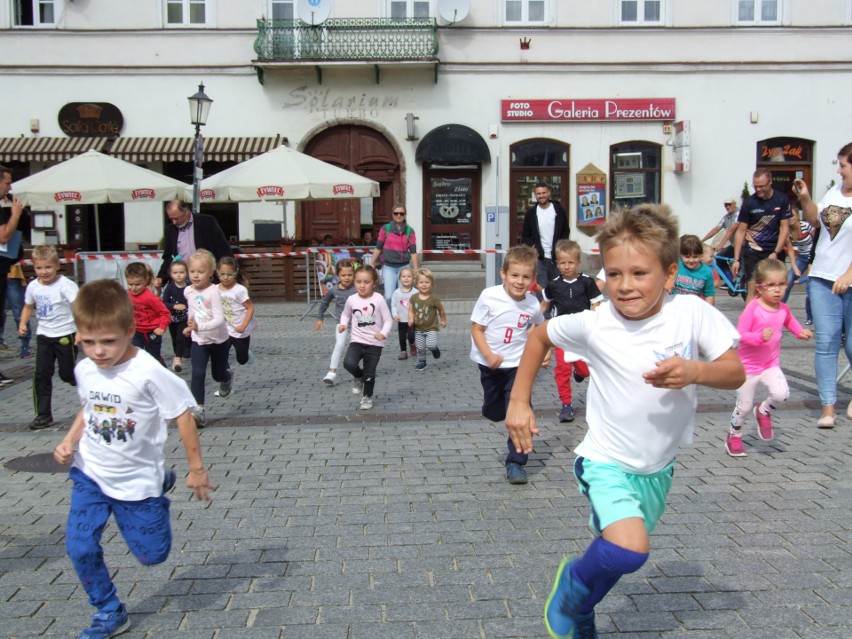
[0,137,109,162]
[108,135,285,163]
[415,124,491,164]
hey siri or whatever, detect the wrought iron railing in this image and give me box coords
[254,18,439,62]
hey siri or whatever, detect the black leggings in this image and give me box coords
[343,343,382,397]
[397,321,415,351]
[229,335,251,365]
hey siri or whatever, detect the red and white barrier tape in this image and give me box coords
[22,247,600,265]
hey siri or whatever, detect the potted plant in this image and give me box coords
[280,235,297,254]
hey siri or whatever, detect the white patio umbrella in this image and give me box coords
[190,145,380,202]
[187,145,380,236]
[12,149,190,250]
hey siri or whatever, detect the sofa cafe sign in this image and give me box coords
[501,98,676,122]
[58,102,124,136]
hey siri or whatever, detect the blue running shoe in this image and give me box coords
[77,604,130,639]
[545,557,591,639]
[574,611,599,639]
[505,463,528,485]
[162,468,176,494]
[559,404,575,423]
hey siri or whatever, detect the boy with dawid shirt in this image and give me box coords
[53,279,213,639]
[506,204,744,639]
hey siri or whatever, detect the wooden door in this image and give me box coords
[301,126,400,243]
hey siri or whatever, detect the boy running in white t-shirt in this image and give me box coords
[506,204,745,639]
[470,245,544,485]
[53,279,213,639]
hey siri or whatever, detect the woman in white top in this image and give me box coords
[794,142,852,428]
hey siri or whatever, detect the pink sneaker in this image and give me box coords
[725,434,747,457]
[754,406,773,441]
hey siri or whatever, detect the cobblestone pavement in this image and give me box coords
[0,290,850,638]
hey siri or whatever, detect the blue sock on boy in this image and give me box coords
[571,536,649,614]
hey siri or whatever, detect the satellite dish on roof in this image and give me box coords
[436,0,469,24]
[296,0,332,25]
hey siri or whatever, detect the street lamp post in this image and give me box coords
[188,83,213,215]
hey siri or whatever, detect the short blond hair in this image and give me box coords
[554,239,582,261]
[502,245,538,274]
[597,204,679,271]
[188,249,216,272]
[31,244,60,264]
[415,268,434,284]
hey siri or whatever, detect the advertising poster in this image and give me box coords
[577,183,606,226]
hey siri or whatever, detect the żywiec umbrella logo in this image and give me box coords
[333,184,354,195]
[200,189,216,200]
[257,185,285,197]
[54,191,82,202]
[131,188,156,200]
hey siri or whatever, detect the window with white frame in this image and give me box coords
[166,0,207,26]
[619,0,662,25]
[505,0,546,24]
[271,0,295,21]
[14,0,60,27]
[736,0,779,24]
[390,0,430,19]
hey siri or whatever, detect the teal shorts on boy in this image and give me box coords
[573,456,675,535]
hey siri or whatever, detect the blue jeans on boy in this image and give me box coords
[782,253,810,304]
[807,276,852,406]
[66,468,172,612]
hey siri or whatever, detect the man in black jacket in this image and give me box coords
[155,199,233,288]
[520,181,570,289]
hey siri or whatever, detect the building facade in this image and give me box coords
[0,0,850,258]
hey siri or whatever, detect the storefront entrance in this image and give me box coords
[756,137,814,207]
[509,139,570,245]
[422,166,480,262]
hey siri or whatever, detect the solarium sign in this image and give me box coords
[501,98,676,122]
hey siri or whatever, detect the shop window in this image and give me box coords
[736,0,780,24]
[270,0,294,20]
[610,142,661,209]
[756,137,813,205]
[505,0,546,24]
[165,0,208,26]
[14,0,60,27]
[619,0,663,25]
[390,0,431,19]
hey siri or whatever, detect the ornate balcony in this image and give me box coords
[253,17,439,84]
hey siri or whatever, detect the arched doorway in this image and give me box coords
[301,126,400,243]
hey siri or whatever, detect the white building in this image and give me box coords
[1,0,850,262]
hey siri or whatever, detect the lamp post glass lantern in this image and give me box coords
[188,83,212,214]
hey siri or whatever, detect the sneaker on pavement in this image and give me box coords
[190,406,206,429]
[505,463,528,485]
[216,371,234,398]
[246,350,255,365]
[804,319,813,326]
[28,414,54,430]
[574,611,600,639]
[20,345,33,359]
[725,434,747,457]
[409,343,417,356]
[754,406,773,441]
[559,404,575,423]
[0,372,13,386]
[323,371,337,385]
[432,347,441,359]
[398,351,408,360]
[351,379,364,395]
[172,358,182,373]
[162,469,176,495]
[544,557,592,639]
[77,604,130,639]
[358,396,374,410]
[415,360,427,371]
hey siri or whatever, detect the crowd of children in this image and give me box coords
[5,194,833,638]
